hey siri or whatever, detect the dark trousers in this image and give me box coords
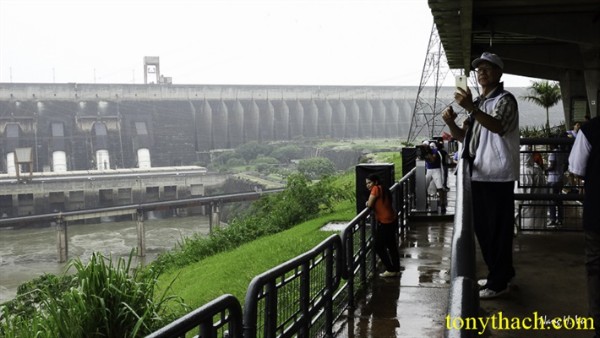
[472,181,516,291]
[548,181,564,223]
[375,220,401,272]
[585,231,600,336]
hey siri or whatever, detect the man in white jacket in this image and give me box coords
[442,52,520,299]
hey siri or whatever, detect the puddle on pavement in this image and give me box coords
[320,222,347,231]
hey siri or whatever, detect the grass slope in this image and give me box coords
[158,203,356,311]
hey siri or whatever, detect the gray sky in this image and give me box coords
[1,0,538,86]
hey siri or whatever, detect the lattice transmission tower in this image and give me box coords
[407,24,460,143]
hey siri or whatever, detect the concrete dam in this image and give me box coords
[0,83,430,174]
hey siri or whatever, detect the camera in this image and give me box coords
[415,144,434,160]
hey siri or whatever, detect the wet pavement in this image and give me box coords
[337,221,591,338]
[333,166,592,338]
[337,221,453,338]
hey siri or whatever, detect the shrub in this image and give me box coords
[226,157,246,167]
[0,252,186,338]
[297,157,336,179]
[151,173,351,272]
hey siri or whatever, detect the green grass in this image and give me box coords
[155,159,401,313]
[0,149,402,337]
[157,202,355,311]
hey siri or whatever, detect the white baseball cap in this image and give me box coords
[472,52,504,70]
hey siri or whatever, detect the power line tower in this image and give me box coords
[407,24,458,143]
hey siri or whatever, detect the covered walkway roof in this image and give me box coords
[428,0,600,123]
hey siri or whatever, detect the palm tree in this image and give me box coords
[521,80,562,136]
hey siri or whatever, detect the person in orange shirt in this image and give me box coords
[366,174,401,277]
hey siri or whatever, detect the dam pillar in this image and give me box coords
[55,215,68,263]
[209,201,221,233]
[136,209,146,257]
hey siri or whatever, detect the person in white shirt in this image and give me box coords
[568,116,600,337]
[442,52,519,299]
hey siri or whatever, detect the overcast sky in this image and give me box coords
[1,0,538,87]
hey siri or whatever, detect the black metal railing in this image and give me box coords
[146,294,243,338]
[243,235,343,338]
[516,137,584,231]
[146,168,417,338]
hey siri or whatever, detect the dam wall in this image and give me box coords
[0,83,428,173]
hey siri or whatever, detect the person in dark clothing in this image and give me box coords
[365,174,401,277]
[437,141,450,191]
[568,116,600,338]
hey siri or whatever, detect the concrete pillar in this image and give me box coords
[136,209,146,257]
[359,100,373,138]
[274,100,290,140]
[345,100,360,138]
[195,99,213,151]
[55,215,68,263]
[318,100,332,138]
[583,69,599,119]
[209,202,221,233]
[332,100,346,139]
[229,100,244,147]
[385,100,400,138]
[581,46,600,119]
[245,100,260,142]
[289,100,304,139]
[415,160,427,211]
[213,100,229,149]
[304,100,318,137]
[259,100,275,142]
[372,100,386,138]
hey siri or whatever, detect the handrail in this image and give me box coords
[242,234,343,338]
[145,294,243,338]
[445,159,478,338]
[147,168,418,338]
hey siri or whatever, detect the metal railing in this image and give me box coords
[0,189,284,262]
[146,294,243,338]
[146,168,417,338]
[243,235,344,338]
[0,189,284,228]
[516,137,584,231]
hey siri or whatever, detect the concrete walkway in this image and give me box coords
[337,222,591,337]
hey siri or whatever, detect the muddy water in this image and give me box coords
[0,214,211,303]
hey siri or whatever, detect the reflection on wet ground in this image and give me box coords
[339,221,453,338]
[338,222,590,338]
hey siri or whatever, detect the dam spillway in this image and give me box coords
[0,83,429,173]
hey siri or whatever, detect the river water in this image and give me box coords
[0,214,211,304]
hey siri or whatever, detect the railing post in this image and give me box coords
[55,213,68,263]
[361,216,371,284]
[346,229,355,309]
[136,208,145,257]
[265,282,278,338]
[300,261,310,337]
[325,245,334,337]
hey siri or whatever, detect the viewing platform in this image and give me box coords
[342,168,590,337]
